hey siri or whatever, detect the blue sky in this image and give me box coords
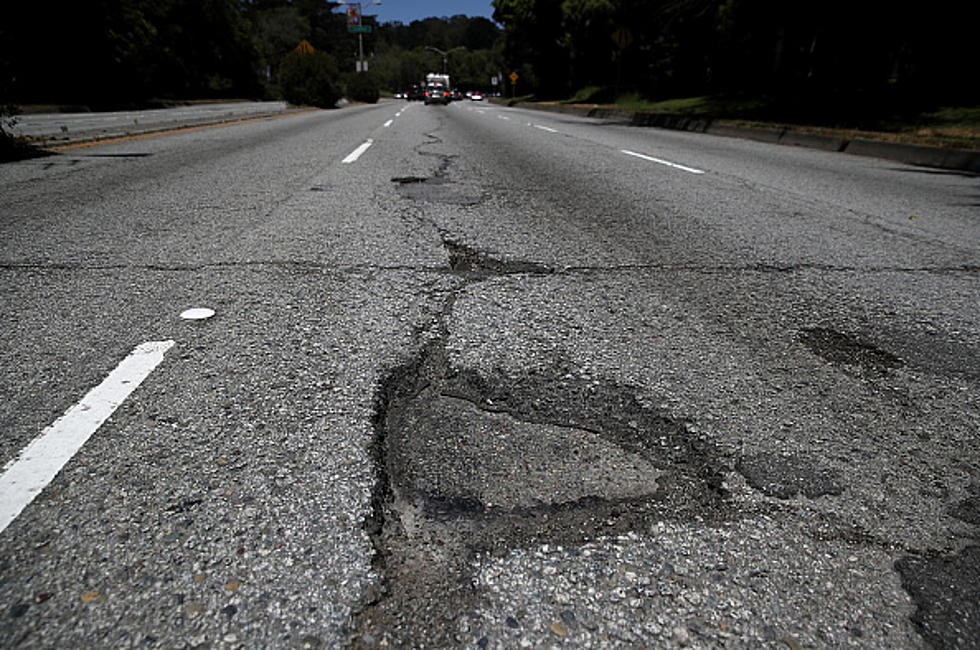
[348,1,497,25]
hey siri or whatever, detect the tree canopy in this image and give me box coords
[0,1,503,108]
[492,0,977,116]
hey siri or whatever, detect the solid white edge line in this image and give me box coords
[621,149,705,175]
[0,340,175,534]
[342,139,374,164]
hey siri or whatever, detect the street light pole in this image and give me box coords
[426,46,465,75]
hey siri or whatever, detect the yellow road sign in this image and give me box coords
[509,72,519,84]
[611,28,633,50]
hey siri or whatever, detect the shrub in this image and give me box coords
[279,51,342,108]
[347,73,380,104]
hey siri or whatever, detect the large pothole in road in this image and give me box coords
[351,335,730,646]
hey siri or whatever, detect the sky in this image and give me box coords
[349,1,497,25]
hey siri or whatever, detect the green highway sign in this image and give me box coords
[348,25,372,33]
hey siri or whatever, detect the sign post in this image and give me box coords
[346,2,377,72]
[509,72,518,99]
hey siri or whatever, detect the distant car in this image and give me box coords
[393,91,405,99]
[407,85,423,101]
[470,92,484,101]
[424,85,450,105]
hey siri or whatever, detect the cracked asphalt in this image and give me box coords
[1,100,978,648]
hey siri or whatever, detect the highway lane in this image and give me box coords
[1,99,977,647]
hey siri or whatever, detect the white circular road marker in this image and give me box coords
[180,307,215,320]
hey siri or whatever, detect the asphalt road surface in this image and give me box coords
[1,100,978,648]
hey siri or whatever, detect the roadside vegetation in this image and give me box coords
[492,0,977,151]
[0,104,51,163]
[541,94,980,150]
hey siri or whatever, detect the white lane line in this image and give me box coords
[497,115,511,121]
[383,119,394,128]
[0,340,175,534]
[621,149,705,175]
[533,124,558,133]
[342,139,373,164]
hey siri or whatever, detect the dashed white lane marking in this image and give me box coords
[533,124,558,133]
[0,340,176,534]
[342,139,373,163]
[621,149,705,175]
[383,119,394,128]
[180,307,214,320]
[498,115,511,121]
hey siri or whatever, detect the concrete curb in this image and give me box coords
[843,138,980,172]
[505,101,979,173]
[33,109,306,149]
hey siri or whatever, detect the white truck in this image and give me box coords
[425,73,450,88]
[423,73,452,105]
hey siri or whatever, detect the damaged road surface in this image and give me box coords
[1,100,978,648]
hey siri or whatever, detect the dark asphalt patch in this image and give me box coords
[392,173,481,205]
[736,452,844,499]
[393,144,481,205]
[949,484,980,525]
[80,152,153,158]
[895,546,980,648]
[799,327,903,373]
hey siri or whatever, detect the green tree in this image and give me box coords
[279,49,342,107]
[493,0,567,97]
[347,72,380,103]
[561,0,615,90]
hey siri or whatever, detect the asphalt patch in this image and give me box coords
[353,341,729,646]
[736,452,844,499]
[895,546,980,648]
[393,175,481,205]
[799,327,903,373]
[949,484,980,525]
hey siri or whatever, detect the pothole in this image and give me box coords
[351,242,724,645]
[391,176,444,185]
[799,327,903,373]
[443,239,553,278]
[351,336,730,646]
[391,150,481,205]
